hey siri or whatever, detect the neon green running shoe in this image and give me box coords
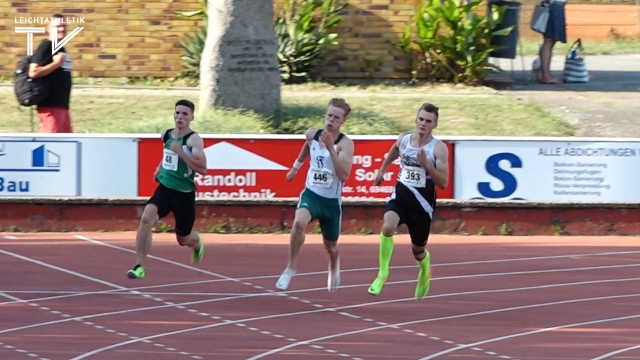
[414,266,432,300]
[367,276,387,296]
[191,236,205,264]
[415,252,432,300]
[127,265,145,279]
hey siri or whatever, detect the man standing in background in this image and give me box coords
[28,13,74,133]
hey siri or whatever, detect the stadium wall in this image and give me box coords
[0,0,636,79]
[2,198,640,236]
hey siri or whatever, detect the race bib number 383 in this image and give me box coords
[400,166,426,187]
[309,168,333,188]
[162,148,178,171]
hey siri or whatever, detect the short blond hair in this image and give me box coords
[328,98,352,118]
[417,102,439,120]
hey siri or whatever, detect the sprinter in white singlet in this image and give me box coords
[275,98,355,293]
[367,102,450,300]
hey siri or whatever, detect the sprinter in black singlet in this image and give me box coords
[367,102,450,300]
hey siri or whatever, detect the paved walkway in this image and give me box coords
[491,54,640,137]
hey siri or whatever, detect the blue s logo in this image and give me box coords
[474,152,525,200]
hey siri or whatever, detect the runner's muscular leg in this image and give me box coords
[324,237,340,292]
[176,230,204,265]
[176,232,200,248]
[276,206,314,291]
[412,244,427,261]
[174,211,199,249]
[324,239,339,270]
[408,218,430,261]
[368,210,401,295]
[381,210,400,237]
[287,207,312,271]
[172,197,205,263]
[413,241,431,300]
[136,203,159,267]
[408,220,432,300]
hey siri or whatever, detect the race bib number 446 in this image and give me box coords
[400,166,426,187]
[162,148,178,171]
[309,168,333,188]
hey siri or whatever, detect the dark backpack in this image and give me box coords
[14,54,50,107]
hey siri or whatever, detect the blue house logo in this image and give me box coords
[0,144,61,172]
[32,145,61,169]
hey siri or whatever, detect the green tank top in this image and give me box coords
[156,129,197,192]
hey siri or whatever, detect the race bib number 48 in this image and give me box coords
[162,148,178,171]
[400,166,426,187]
[309,168,333,188]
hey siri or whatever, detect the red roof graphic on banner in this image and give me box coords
[203,141,289,170]
[137,138,454,199]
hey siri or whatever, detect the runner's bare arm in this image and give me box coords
[294,128,316,164]
[423,141,449,189]
[154,130,168,178]
[286,128,316,181]
[378,132,405,173]
[328,137,354,183]
[172,134,207,175]
[154,160,162,179]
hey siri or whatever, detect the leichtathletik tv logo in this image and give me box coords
[14,16,85,55]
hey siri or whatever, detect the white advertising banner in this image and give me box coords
[77,137,138,197]
[0,136,139,197]
[454,140,640,201]
[0,140,79,196]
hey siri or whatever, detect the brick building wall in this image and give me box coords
[0,0,637,80]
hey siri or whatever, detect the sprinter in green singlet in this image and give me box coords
[275,98,355,292]
[127,99,208,279]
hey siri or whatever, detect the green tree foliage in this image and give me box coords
[174,0,346,85]
[393,0,515,85]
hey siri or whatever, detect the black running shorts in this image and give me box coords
[384,198,432,247]
[147,183,196,237]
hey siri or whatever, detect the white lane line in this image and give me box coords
[591,343,640,360]
[418,313,640,359]
[244,293,640,359]
[3,244,638,306]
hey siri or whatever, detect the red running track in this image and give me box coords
[1,232,640,360]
